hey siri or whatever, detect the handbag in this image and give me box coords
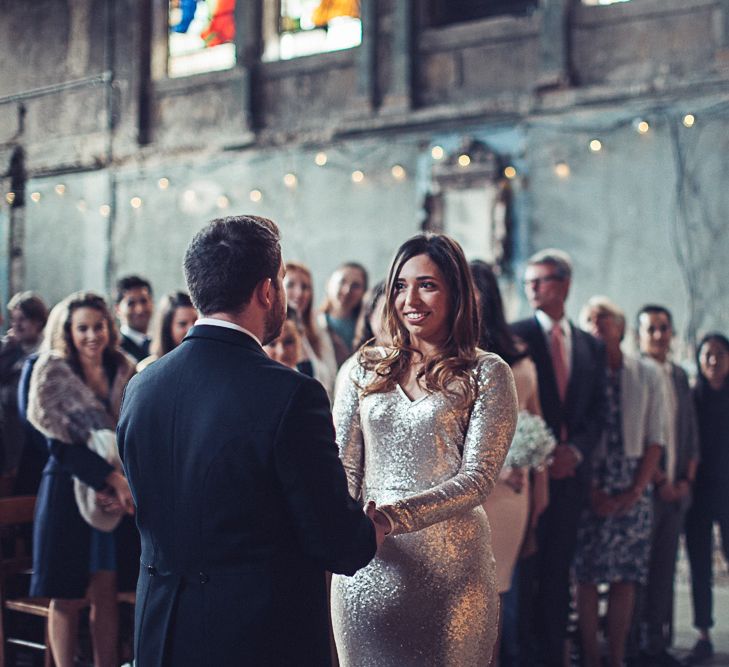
[74,429,125,532]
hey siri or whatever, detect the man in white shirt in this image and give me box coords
[114,275,154,362]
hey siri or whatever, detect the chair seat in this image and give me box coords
[4,597,51,618]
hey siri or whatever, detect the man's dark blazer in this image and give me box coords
[511,314,606,665]
[117,324,376,667]
[120,333,149,363]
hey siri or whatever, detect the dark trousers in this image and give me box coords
[640,497,685,655]
[535,478,582,667]
[685,505,729,630]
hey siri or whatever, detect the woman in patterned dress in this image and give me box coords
[574,297,666,667]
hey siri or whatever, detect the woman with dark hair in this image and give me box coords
[284,262,337,394]
[684,333,729,665]
[470,260,551,666]
[26,292,138,667]
[320,261,368,367]
[138,291,197,370]
[331,234,518,666]
[352,279,386,350]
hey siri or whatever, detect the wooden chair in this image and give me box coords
[0,495,55,667]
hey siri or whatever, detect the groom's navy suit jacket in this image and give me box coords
[118,325,376,667]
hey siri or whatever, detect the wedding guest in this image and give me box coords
[27,292,138,667]
[264,313,315,377]
[575,297,665,667]
[115,275,154,363]
[284,262,337,394]
[137,291,197,371]
[331,234,517,665]
[471,260,551,667]
[353,280,386,349]
[511,249,606,667]
[684,333,729,666]
[320,262,367,367]
[0,292,48,486]
[635,304,699,667]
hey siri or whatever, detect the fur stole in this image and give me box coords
[27,350,134,444]
[27,350,135,532]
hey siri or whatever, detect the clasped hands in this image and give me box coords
[365,500,392,548]
[96,470,135,516]
[590,486,642,517]
[548,444,579,480]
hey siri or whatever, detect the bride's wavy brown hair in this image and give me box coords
[359,234,480,408]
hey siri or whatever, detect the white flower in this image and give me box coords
[504,410,556,469]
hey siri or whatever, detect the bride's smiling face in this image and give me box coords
[394,253,451,345]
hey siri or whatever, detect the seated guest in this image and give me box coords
[319,262,368,367]
[0,291,48,484]
[574,297,665,667]
[684,333,729,666]
[137,291,197,371]
[284,262,337,394]
[114,275,154,362]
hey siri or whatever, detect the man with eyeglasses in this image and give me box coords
[511,249,606,667]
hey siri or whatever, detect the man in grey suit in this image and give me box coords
[636,304,699,667]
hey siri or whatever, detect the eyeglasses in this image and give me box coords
[522,275,564,288]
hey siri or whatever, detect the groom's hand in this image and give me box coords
[365,501,391,548]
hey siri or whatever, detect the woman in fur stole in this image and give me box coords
[27,292,138,667]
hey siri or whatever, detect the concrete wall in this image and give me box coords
[3,0,729,356]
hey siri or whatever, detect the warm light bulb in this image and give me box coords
[682,114,695,128]
[589,139,602,153]
[30,192,41,203]
[99,204,111,217]
[249,189,262,203]
[77,199,87,212]
[637,120,650,134]
[458,154,471,167]
[391,165,406,181]
[130,197,142,209]
[315,152,327,166]
[5,192,15,205]
[283,173,298,188]
[504,166,517,180]
[158,177,170,190]
[216,195,229,209]
[351,170,365,183]
[431,146,444,160]
[554,162,571,179]
[54,184,66,196]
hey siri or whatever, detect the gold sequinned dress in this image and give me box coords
[331,351,517,667]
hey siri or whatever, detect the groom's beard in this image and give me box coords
[262,287,286,346]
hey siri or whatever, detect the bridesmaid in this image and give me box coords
[470,260,550,667]
[331,234,517,666]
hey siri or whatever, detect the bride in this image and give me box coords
[331,233,518,666]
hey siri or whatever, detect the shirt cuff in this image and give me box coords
[376,508,396,535]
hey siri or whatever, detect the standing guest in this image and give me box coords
[0,292,48,485]
[118,215,382,667]
[352,280,386,349]
[331,234,517,666]
[264,313,313,377]
[636,304,699,667]
[574,297,665,667]
[320,262,368,367]
[511,249,606,667]
[284,262,338,394]
[115,275,154,363]
[471,260,551,667]
[137,291,197,371]
[684,333,729,666]
[26,292,137,667]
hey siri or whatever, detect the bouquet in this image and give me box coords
[503,410,556,469]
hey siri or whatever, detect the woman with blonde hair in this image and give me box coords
[27,291,139,667]
[331,234,517,666]
[284,261,337,394]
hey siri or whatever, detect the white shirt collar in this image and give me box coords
[120,325,149,347]
[535,309,569,337]
[194,317,262,347]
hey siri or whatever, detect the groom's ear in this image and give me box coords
[253,277,274,308]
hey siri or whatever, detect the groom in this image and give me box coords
[118,215,385,666]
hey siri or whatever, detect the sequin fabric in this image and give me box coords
[331,351,517,666]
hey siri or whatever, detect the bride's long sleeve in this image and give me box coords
[332,356,365,502]
[380,355,517,535]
